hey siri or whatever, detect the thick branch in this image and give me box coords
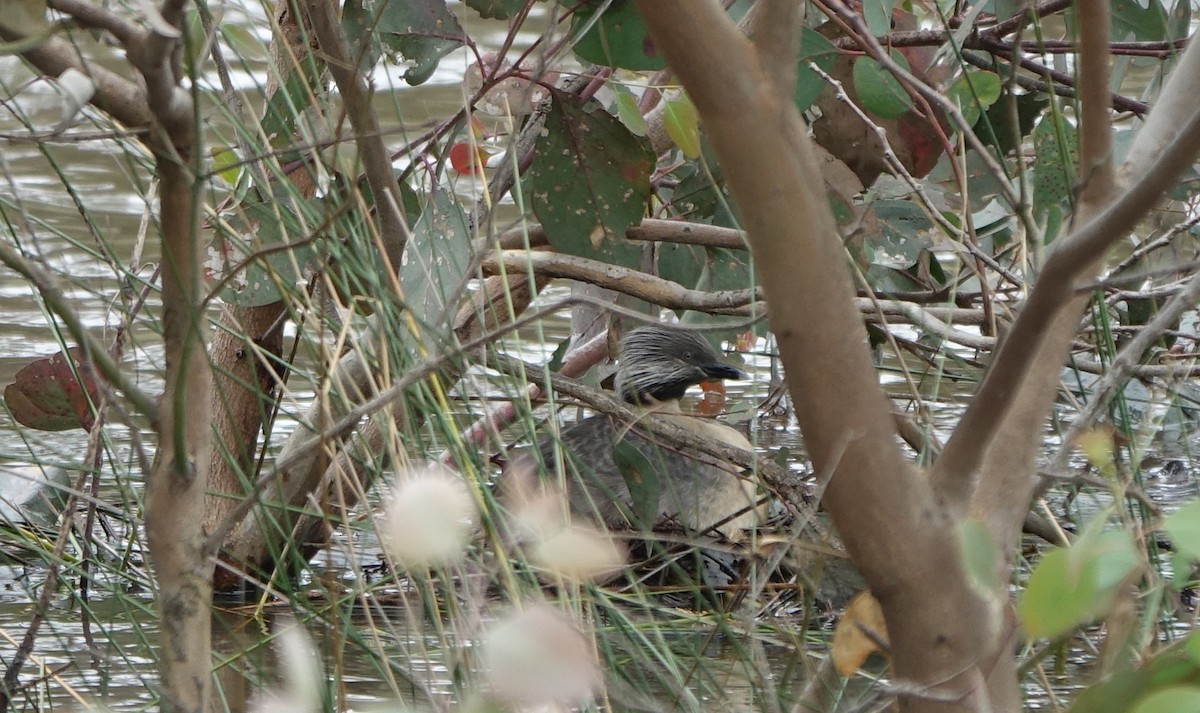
[746,0,802,98]
[0,29,152,128]
[637,2,1012,709]
[49,0,143,45]
[1076,0,1116,204]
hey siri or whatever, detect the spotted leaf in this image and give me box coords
[529,90,653,268]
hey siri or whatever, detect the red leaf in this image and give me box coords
[5,348,100,432]
[449,142,486,175]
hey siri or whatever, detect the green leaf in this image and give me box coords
[401,187,473,330]
[1164,500,1200,561]
[464,0,525,20]
[658,244,752,295]
[1031,114,1078,220]
[705,247,752,291]
[343,0,466,86]
[209,146,242,188]
[261,57,323,149]
[220,23,266,60]
[568,0,666,71]
[1133,686,1200,713]
[546,337,572,373]
[870,199,932,262]
[612,86,647,136]
[658,243,706,290]
[662,91,701,159]
[1110,0,1168,40]
[863,0,894,36]
[974,89,1047,156]
[612,439,660,529]
[1019,518,1140,640]
[1068,637,1200,713]
[945,70,1002,127]
[1172,552,1193,591]
[852,52,912,119]
[217,184,317,307]
[529,90,654,268]
[795,27,838,113]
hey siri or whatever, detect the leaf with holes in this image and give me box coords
[1110,0,1167,40]
[261,55,323,150]
[529,90,654,268]
[401,186,472,331]
[343,0,466,86]
[215,184,317,307]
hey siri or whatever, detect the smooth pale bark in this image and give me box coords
[139,24,213,713]
[638,1,1200,711]
[635,3,1007,710]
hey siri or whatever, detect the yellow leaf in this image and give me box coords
[1076,425,1116,471]
[832,591,889,676]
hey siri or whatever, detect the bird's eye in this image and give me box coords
[681,351,694,360]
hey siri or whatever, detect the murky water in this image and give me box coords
[2,2,1200,711]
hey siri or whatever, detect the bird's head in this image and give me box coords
[613,326,746,405]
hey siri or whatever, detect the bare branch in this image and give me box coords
[481,249,762,313]
[637,1,1018,707]
[48,0,143,45]
[1051,271,1200,475]
[1123,38,1200,180]
[933,28,1200,516]
[304,0,410,268]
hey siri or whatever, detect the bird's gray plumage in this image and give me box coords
[531,326,759,539]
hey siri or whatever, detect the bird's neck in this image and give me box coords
[638,398,684,414]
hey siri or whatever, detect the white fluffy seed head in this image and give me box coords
[382,464,477,570]
[482,605,602,705]
[531,525,626,583]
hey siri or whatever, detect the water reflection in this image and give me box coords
[2,2,1200,712]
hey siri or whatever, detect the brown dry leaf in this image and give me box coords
[832,591,890,676]
[810,22,947,187]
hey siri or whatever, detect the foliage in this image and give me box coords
[0,0,1198,710]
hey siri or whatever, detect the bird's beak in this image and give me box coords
[701,363,747,381]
